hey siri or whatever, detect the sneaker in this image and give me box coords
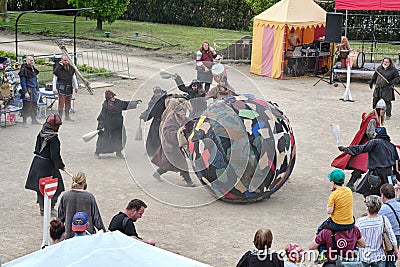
[116,152,125,159]
[94,153,100,159]
[152,172,163,182]
[314,254,327,264]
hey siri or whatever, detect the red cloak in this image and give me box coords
[331,112,378,172]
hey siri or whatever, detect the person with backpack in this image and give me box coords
[379,183,400,267]
[108,199,155,245]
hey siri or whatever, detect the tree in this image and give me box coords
[245,0,279,15]
[68,0,130,30]
[0,0,7,20]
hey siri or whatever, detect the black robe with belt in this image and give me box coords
[95,99,138,154]
[25,134,65,198]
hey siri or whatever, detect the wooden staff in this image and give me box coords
[55,40,93,95]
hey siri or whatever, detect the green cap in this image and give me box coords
[327,169,345,184]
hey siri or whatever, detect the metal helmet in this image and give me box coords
[153,86,163,94]
[46,113,62,126]
[376,99,386,110]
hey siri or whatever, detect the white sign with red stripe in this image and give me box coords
[39,176,58,198]
[44,179,58,199]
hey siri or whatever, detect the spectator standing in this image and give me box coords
[57,172,105,239]
[18,55,40,126]
[379,183,400,267]
[108,199,155,245]
[52,55,79,121]
[356,195,398,267]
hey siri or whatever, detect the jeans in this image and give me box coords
[385,235,400,267]
[362,261,385,267]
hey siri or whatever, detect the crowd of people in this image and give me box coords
[18,39,400,265]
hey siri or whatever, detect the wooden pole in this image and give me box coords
[55,40,93,95]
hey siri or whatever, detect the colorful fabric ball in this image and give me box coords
[187,94,296,203]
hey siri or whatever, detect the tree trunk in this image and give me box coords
[96,18,103,30]
[0,0,7,20]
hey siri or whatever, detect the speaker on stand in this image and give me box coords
[314,12,345,86]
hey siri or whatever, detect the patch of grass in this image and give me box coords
[1,13,250,55]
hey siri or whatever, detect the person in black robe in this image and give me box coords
[25,113,65,216]
[95,90,141,159]
[139,86,166,156]
[173,74,207,119]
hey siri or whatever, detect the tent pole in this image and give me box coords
[281,25,288,79]
[345,10,348,37]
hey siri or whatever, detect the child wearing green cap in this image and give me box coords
[314,168,354,263]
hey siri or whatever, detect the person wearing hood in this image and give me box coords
[332,99,386,191]
[369,57,399,120]
[25,113,65,216]
[95,90,141,159]
[139,86,167,156]
[338,127,399,196]
[18,55,40,126]
[173,74,207,118]
[151,101,196,187]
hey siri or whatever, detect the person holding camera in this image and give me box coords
[95,90,141,159]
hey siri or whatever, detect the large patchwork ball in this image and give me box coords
[187,94,296,202]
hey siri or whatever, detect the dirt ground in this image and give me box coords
[1,36,400,266]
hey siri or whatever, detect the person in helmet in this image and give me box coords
[369,57,399,119]
[95,90,142,159]
[338,127,400,196]
[331,100,386,191]
[139,86,167,156]
[172,74,207,119]
[25,113,66,216]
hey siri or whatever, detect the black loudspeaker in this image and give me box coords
[325,13,343,43]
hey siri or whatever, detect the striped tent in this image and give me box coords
[250,0,326,78]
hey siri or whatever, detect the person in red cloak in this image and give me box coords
[331,99,386,191]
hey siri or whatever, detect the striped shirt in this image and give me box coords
[355,215,397,263]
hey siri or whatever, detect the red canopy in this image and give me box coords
[335,0,400,10]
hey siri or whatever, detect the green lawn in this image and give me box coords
[1,13,251,55]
